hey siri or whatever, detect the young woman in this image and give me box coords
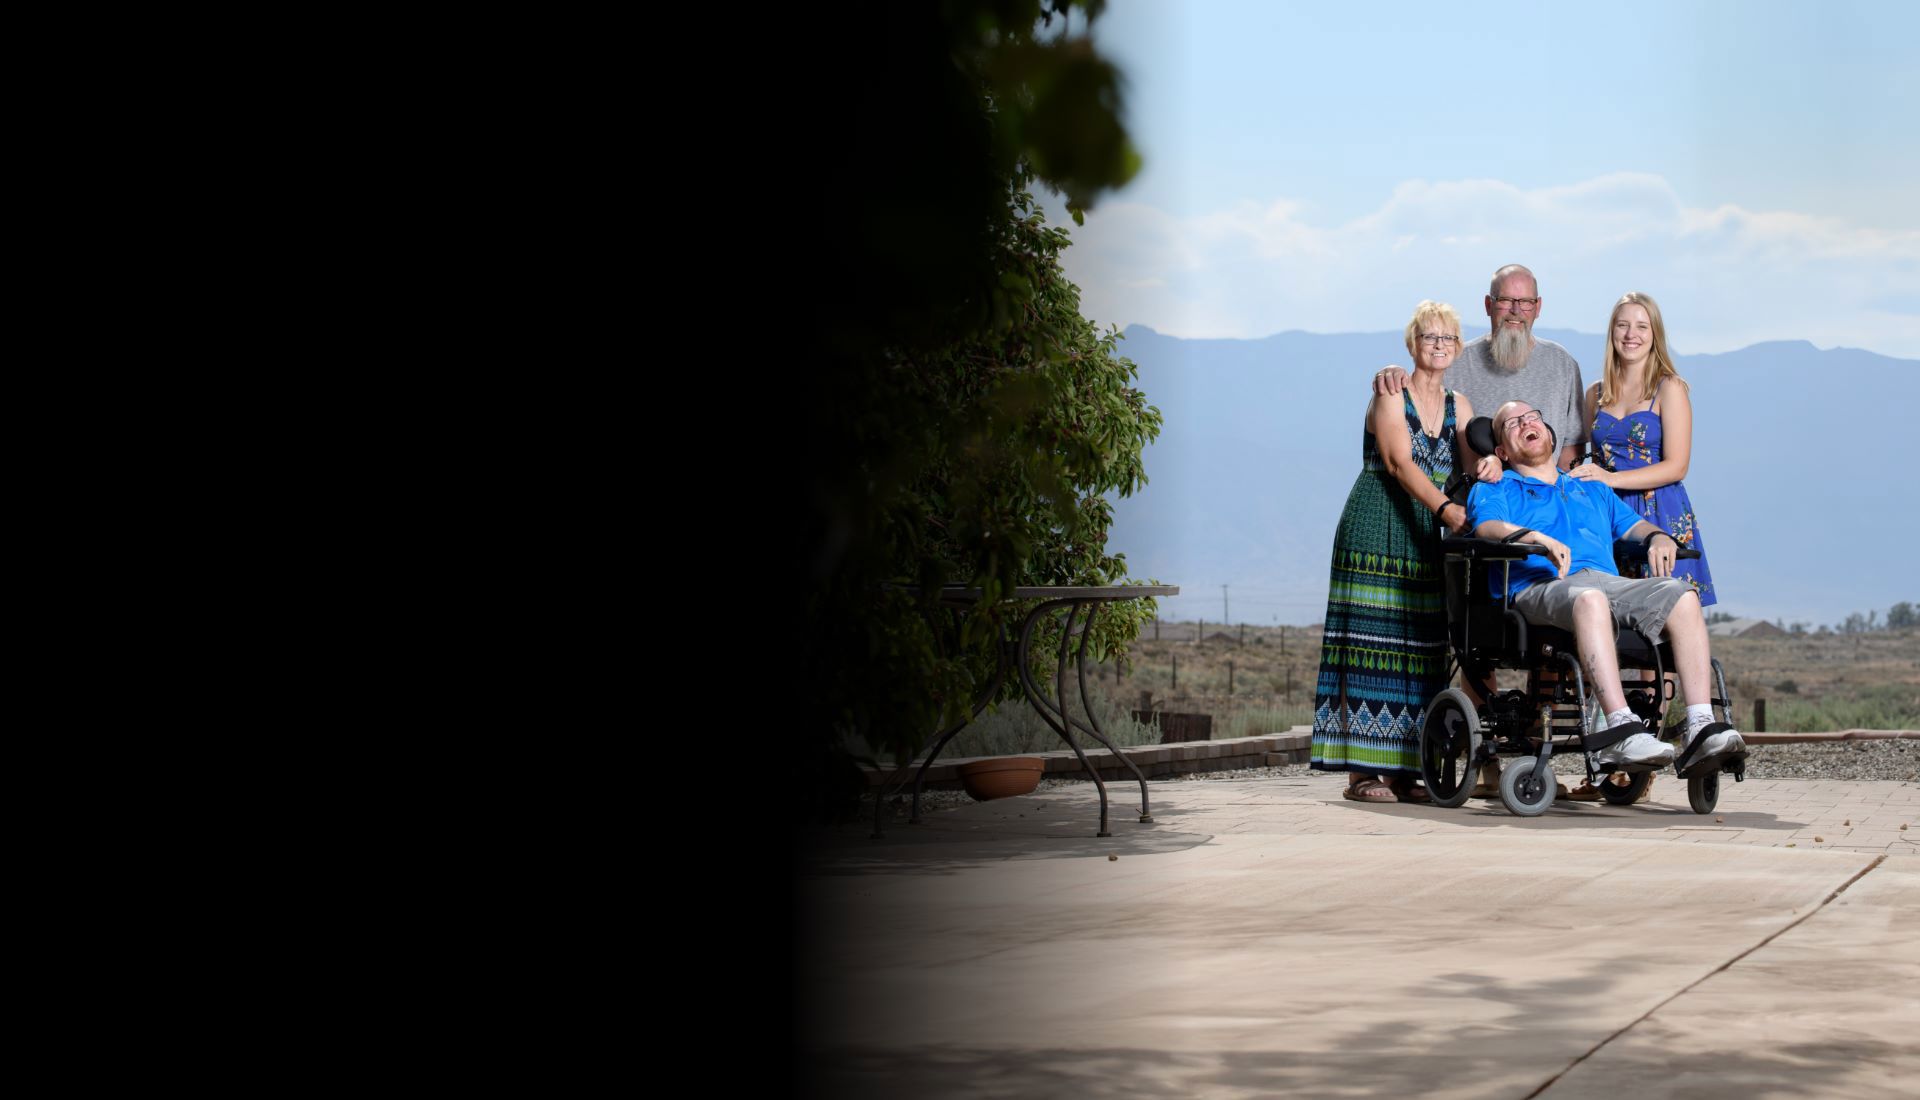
[1566,291,1717,801]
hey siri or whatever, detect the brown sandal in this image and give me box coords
[1390,777,1432,803]
[1343,777,1398,802]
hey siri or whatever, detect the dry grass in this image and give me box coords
[1709,629,1920,731]
[1109,623,1920,734]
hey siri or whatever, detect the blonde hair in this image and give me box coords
[1403,300,1462,358]
[1599,291,1686,406]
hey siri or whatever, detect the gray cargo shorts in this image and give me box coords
[1512,568,1695,641]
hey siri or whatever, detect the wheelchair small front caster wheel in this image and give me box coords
[1501,757,1556,817]
[1600,771,1651,806]
[1688,771,1719,814]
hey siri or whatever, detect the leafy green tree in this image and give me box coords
[787,2,1159,817]
[1889,602,1916,630]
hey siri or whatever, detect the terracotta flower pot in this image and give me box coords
[957,757,1045,801]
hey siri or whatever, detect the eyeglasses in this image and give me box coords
[1501,410,1544,434]
[1416,333,1458,347]
[1492,296,1540,312]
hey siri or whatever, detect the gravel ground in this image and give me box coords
[860,739,1916,823]
[1136,738,1919,784]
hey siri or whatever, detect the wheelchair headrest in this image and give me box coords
[1466,416,1497,457]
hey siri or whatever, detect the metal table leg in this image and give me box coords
[1014,599,1154,835]
[1069,602,1153,823]
[1017,600,1113,835]
[908,629,1009,824]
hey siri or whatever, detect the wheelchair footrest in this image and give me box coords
[1678,749,1748,780]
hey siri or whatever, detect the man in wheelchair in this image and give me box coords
[1466,401,1746,773]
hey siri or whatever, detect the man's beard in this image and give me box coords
[1490,324,1532,371]
[1510,433,1555,466]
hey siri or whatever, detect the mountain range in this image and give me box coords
[1106,325,1917,628]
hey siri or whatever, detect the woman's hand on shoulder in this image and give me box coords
[1567,461,1615,487]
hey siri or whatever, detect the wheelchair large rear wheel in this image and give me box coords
[1500,756,1556,817]
[1420,690,1481,808]
[1599,772,1652,805]
[1688,771,1719,814]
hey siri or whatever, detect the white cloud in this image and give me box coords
[1058,173,1920,358]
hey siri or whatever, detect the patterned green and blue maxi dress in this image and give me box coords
[1310,390,1455,776]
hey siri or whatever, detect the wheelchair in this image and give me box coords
[1416,420,1747,818]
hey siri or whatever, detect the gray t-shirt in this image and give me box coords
[1449,335,1585,454]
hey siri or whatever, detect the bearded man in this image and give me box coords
[1376,264,1585,474]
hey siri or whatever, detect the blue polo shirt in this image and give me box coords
[1466,471,1646,596]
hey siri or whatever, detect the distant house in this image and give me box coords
[1708,618,1789,639]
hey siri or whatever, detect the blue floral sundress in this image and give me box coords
[1592,402,1716,605]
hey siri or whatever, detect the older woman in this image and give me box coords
[1312,301,1477,801]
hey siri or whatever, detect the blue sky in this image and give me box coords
[1051,0,1919,357]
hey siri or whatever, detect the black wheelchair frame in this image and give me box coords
[1416,415,1745,817]
[1416,536,1743,817]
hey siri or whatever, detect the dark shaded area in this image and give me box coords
[766,9,1145,1095]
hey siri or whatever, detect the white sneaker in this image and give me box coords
[1594,731,1675,767]
[1683,725,1746,760]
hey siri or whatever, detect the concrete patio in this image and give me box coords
[796,772,1918,1098]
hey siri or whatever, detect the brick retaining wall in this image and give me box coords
[863,729,1315,790]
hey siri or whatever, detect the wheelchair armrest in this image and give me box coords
[1442,536,1554,561]
[1613,538,1701,563]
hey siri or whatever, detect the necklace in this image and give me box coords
[1407,382,1446,438]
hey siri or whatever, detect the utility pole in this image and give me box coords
[1221,583,1229,626]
